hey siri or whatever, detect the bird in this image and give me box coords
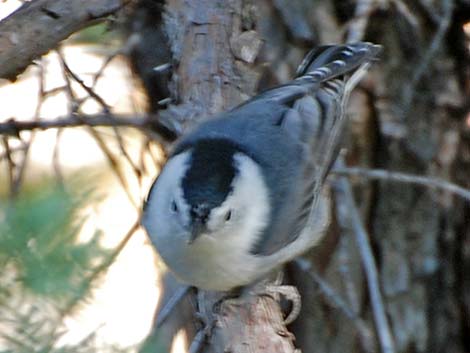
[142,42,381,292]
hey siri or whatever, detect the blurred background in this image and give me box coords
[0,2,164,352]
[1,0,470,353]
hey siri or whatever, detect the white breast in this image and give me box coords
[157,234,263,291]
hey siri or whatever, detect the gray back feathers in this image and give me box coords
[249,42,381,254]
[174,42,381,255]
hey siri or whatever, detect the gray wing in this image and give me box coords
[174,43,381,255]
[249,42,381,255]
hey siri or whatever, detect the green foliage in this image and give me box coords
[0,184,108,299]
[69,23,117,45]
[0,182,131,353]
[137,330,167,353]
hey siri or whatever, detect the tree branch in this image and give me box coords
[0,113,181,142]
[400,0,454,115]
[334,158,397,353]
[333,166,470,202]
[0,0,129,81]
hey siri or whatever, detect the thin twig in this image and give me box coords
[411,0,453,82]
[52,129,65,186]
[337,237,362,316]
[12,137,33,197]
[11,62,46,196]
[0,145,27,162]
[47,220,141,348]
[113,127,143,183]
[156,285,193,327]
[294,259,375,353]
[59,50,136,205]
[92,52,119,88]
[2,136,15,195]
[44,221,140,350]
[333,166,470,202]
[91,32,141,87]
[307,268,358,320]
[417,0,441,23]
[85,123,139,208]
[43,85,68,98]
[390,0,419,31]
[60,49,143,183]
[347,0,378,43]
[139,138,150,178]
[334,159,396,353]
[58,49,81,114]
[58,50,111,112]
[0,114,180,142]
[59,51,138,207]
[401,0,454,115]
[86,220,141,289]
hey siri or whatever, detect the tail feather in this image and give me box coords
[241,42,381,256]
[296,42,381,81]
[293,43,381,248]
[296,43,381,183]
[243,43,381,107]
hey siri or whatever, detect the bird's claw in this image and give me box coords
[264,284,301,325]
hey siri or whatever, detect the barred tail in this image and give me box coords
[295,42,381,82]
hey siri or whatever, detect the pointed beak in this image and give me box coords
[187,219,207,244]
[187,204,210,244]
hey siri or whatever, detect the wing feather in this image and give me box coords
[251,42,381,255]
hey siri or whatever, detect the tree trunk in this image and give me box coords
[131,1,470,352]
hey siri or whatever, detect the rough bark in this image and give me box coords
[0,0,127,81]
[157,1,296,352]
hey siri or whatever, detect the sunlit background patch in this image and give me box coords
[0,2,165,351]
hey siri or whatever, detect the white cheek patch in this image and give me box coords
[143,151,192,237]
[209,153,270,252]
[207,202,232,231]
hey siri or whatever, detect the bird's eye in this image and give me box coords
[225,210,232,221]
[171,200,178,213]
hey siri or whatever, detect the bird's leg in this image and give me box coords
[190,290,226,353]
[264,283,301,325]
[210,287,244,316]
[190,316,216,353]
[261,271,302,325]
[215,271,302,325]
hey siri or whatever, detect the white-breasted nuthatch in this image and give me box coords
[143,42,381,291]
